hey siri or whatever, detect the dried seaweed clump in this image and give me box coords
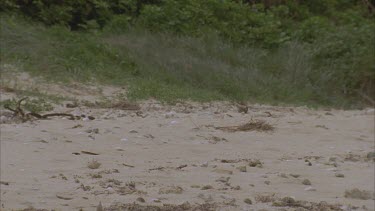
[216,119,274,132]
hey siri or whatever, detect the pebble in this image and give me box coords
[244,198,252,204]
[335,173,345,178]
[290,174,300,178]
[304,186,317,191]
[136,197,146,203]
[302,179,311,185]
[279,173,288,178]
[237,166,247,172]
[56,193,74,200]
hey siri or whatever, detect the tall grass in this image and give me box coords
[1,14,373,107]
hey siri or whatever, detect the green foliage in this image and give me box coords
[1,0,374,107]
[139,0,283,47]
[1,98,54,113]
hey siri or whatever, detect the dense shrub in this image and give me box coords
[1,0,374,106]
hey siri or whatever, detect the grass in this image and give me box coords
[1,14,373,108]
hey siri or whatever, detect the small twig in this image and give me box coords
[176,164,188,170]
[81,151,99,155]
[148,167,165,171]
[122,163,135,168]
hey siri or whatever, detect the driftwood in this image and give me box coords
[4,97,94,122]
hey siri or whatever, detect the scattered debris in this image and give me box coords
[237,103,248,114]
[249,159,263,168]
[344,188,373,200]
[208,136,228,144]
[212,169,233,175]
[3,97,94,122]
[176,164,188,170]
[116,182,137,195]
[315,125,329,130]
[255,194,276,203]
[136,197,146,203]
[344,153,361,162]
[90,173,102,179]
[106,202,216,211]
[215,119,274,132]
[236,166,247,172]
[159,186,184,194]
[201,185,213,190]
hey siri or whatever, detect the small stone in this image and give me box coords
[281,196,295,205]
[232,185,241,190]
[302,179,311,185]
[264,181,271,185]
[304,186,316,191]
[129,130,138,133]
[136,197,145,203]
[56,193,74,200]
[289,174,301,178]
[279,173,288,178]
[244,198,252,204]
[191,185,200,188]
[87,160,101,169]
[335,173,345,178]
[237,166,247,172]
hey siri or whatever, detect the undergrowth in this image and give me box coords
[1,14,374,108]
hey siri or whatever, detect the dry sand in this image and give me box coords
[0,81,374,210]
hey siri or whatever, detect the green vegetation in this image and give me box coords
[1,1,374,107]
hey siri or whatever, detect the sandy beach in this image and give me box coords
[0,83,374,211]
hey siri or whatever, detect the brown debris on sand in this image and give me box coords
[104,202,217,211]
[3,97,94,122]
[215,119,274,132]
[344,188,374,200]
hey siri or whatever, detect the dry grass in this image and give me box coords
[216,119,274,132]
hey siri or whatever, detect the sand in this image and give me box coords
[0,82,374,210]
